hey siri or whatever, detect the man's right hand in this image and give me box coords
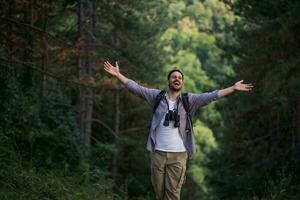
[104,61,120,77]
[103,60,129,85]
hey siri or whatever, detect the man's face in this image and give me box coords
[168,71,183,92]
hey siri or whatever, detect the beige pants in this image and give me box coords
[150,150,188,200]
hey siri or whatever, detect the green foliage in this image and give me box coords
[211,0,300,199]
[188,120,218,198]
[0,163,116,200]
[159,0,237,90]
[6,0,300,199]
[158,2,236,198]
[261,173,299,200]
[0,68,115,199]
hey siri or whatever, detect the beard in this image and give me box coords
[168,84,182,92]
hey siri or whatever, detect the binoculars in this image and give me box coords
[163,110,180,128]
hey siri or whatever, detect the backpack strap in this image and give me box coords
[152,90,166,113]
[148,90,166,131]
[182,93,193,129]
[181,93,190,114]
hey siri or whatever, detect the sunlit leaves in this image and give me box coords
[188,120,218,196]
[158,1,236,199]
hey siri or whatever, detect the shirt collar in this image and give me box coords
[164,91,182,101]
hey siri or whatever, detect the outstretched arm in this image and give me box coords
[103,60,160,106]
[104,61,129,85]
[218,80,253,98]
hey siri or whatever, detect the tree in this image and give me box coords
[158,1,236,198]
[211,0,300,198]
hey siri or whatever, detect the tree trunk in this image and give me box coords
[296,97,300,155]
[6,0,15,79]
[22,0,34,89]
[77,0,95,150]
[41,13,48,97]
[78,0,85,141]
[112,89,120,182]
[186,173,195,200]
[83,0,96,149]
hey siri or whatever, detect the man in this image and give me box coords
[103,61,253,200]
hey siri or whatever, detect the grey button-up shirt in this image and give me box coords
[125,79,219,156]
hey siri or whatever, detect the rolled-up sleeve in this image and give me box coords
[189,90,219,113]
[125,79,160,107]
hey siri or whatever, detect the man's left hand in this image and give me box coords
[234,80,253,92]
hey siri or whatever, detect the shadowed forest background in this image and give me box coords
[1,0,300,199]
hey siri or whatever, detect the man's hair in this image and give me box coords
[167,69,184,80]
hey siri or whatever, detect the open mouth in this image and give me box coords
[174,82,180,86]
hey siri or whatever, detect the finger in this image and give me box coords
[104,68,110,74]
[104,67,110,72]
[104,61,114,68]
[241,88,251,91]
[104,62,112,69]
[105,60,112,66]
[104,62,110,68]
[104,65,111,71]
[237,86,252,91]
[115,61,119,71]
[104,67,111,73]
[104,61,108,67]
[240,83,253,87]
[104,65,110,71]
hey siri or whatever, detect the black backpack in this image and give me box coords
[152,90,193,130]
